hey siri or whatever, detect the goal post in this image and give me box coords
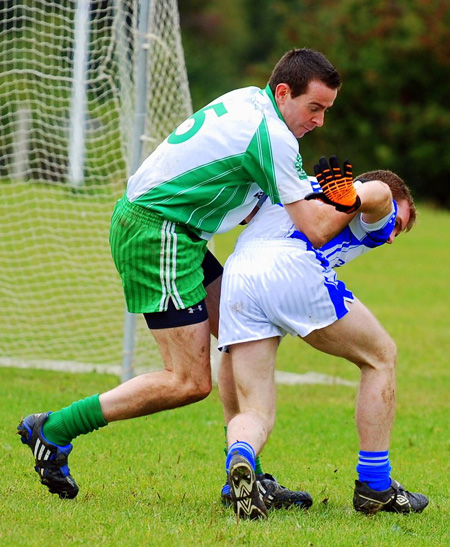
[0,0,194,378]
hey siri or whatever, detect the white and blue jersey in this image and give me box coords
[235,176,398,269]
[318,200,397,267]
[218,178,398,349]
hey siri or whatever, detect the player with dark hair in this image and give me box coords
[17,49,360,501]
[218,159,428,519]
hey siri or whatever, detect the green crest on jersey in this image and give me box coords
[294,153,307,179]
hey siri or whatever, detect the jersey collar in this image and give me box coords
[264,85,285,123]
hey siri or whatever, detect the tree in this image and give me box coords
[179,0,450,206]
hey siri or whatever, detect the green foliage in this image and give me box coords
[178,0,252,105]
[179,0,450,207]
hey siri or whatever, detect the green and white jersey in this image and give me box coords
[127,85,311,240]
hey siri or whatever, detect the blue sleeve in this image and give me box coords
[361,200,398,248]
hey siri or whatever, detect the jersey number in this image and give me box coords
[168,103,227,144]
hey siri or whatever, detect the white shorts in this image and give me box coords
[218,240,354,349]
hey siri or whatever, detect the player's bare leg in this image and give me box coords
[18,271,220,498]
[224,337,278,519]
[218,352,239,424]
[204,273,221,339]
[224,337,313,514]
[303,297,428,514]
[17,318,213,499]
[303,298,395,451]
[227,337,279,455]
[100,271,222,422]
[206,272,238,423]
[204,270,302,512]
[100,320,212,421]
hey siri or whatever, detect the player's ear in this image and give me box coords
[275,83,290,104]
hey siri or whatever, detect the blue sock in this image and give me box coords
[225,441,256,473]
[356,450,392,491]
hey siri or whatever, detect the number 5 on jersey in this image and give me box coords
[168,103,228,144]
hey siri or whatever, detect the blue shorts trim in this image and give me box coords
[323,278,354,320]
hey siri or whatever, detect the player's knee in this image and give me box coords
[388,337,397,365]
[194,375,213,400]
[182,374,212,403]
[382,335,397,366]
[373,335,397,372]
[357,332,397,373]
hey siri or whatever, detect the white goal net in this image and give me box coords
[0,0,192,375]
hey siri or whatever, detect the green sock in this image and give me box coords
[223,425,228,457]
[255,455,264,475]
[223,425,264,475]
[42,394,108,446]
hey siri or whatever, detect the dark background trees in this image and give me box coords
[179,0,450,207]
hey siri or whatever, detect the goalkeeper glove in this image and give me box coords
[305,155,361,214]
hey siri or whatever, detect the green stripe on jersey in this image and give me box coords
[133,154,257,236]
[243,118,279,204]
[133,117,281,235]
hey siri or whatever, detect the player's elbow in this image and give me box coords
[361,181,392,214]
[304,231,329,249]
[377,182,393,211]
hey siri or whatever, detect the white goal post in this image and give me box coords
[0,0,196,380]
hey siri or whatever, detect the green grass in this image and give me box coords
[1,204,449,545]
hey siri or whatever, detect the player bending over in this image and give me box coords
[218,158,428,520]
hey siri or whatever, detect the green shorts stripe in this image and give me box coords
[161,219,184,309]
[110,196,208,313]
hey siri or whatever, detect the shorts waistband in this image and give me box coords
[234,238,309,252]
[116,195,167,227]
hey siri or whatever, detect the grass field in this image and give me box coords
[1,204,449,545]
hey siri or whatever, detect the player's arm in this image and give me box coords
[306,154,394,222]
[285,155,359,247]
[285,199,354,248]
[356,180,393,224]
[285,175,393,248]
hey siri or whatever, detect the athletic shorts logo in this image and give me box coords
[188,304,203,314]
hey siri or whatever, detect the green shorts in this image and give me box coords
[110,196,208,313]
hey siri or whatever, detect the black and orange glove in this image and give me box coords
[305,155,361,214]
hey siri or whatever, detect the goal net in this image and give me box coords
[0,0,192,375]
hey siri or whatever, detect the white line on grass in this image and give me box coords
[0,357,356,386]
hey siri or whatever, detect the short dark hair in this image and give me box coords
[356,169,417,231]
[268,48,341,98]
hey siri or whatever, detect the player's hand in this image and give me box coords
[305,155,361,214]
